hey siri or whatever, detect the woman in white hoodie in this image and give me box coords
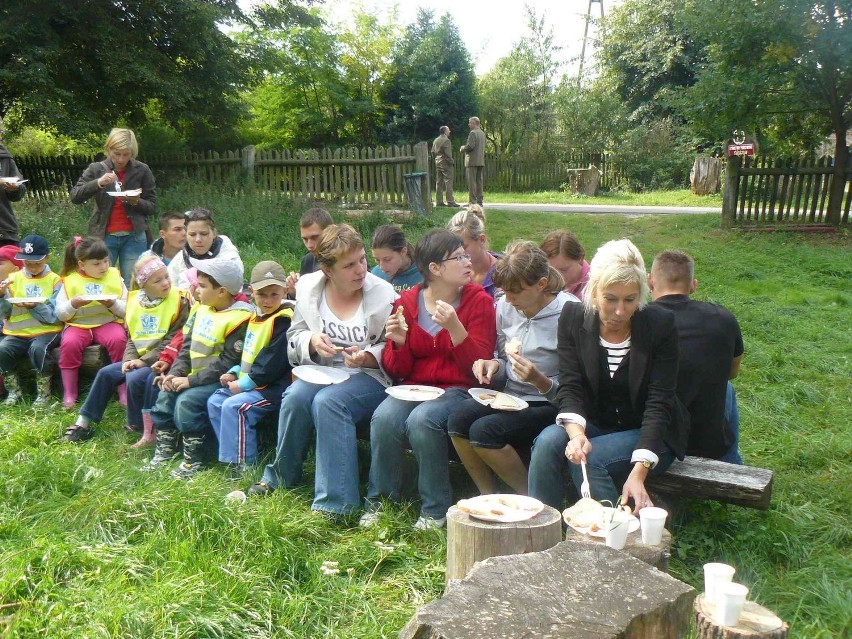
[448,241,579,495]
[167,209,242,292]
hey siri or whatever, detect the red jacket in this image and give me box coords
[382,282,496,388]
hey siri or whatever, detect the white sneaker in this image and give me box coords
[358,510,382,528]
[413,515,446,530]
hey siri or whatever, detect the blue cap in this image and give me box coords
[16,234,50,261]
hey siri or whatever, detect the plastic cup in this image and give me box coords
[639,506,668,545]
[602,508,631,550]
[703,562,736,601]
[715,582,749,626]
[225,490,247,505]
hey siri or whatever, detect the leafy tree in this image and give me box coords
[552,78,629,153]
[380,10,478,143]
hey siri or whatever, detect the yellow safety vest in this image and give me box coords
[63,268,124,328]
[125,288,184,356]
[239,307,293,377]
[188,304,251,375]
[3,270,62,337]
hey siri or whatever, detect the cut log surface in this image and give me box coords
[694,594,789,639]
[401,540,696,639]
[564,526,672,572]
[691,157,723,195]
[646,457,773,510]
[445,504,562,583]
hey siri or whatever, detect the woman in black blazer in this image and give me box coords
[528,239,689,512]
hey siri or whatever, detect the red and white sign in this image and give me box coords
[729,143,755,156]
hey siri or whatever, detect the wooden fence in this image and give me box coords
[722,155,851,226]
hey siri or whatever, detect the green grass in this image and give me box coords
[1,188,849,638]
[486,188,722,207]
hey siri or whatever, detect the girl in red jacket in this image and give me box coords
[361,229,496,530]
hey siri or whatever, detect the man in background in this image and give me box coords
[432,126,459,207]
[144,212,186,265]
[284,207,333,298]
[460,116,486,206]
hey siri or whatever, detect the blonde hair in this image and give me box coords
[104,128,139,158]
[447,206,486,240]
[130,253,166,291]
[585,239,649,312]
[315,224,365,269]
[493,241,564,294]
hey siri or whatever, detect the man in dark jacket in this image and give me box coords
[0,119,26,247]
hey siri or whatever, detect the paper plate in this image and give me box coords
[79,294,118,302]
[468,388,529,411]
[107,188,142,197]
[385,385,445,402]
[292,364,350,385]
[0,177,28,186]
[6,297,47,304]
[456,494,545,523]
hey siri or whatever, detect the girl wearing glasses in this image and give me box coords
[446,205,501,298]
[361,229,496,530]
[167,209,243,293]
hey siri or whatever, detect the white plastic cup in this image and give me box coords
[603,508,631,550]
[639,506,668,545]
[715,582,749,626]
[703,562,736,601]
[225,490,247,505]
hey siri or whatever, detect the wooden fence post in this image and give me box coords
[242,145,255,185]
[722,155,741,228]
[414,141,432,213]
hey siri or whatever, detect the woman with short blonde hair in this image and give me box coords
[446,205,501,298]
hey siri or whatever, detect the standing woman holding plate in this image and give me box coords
[70,128,156,287]
[362,230,496,530]
[448,241,579,496]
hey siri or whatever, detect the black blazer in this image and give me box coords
[556,302,690,460]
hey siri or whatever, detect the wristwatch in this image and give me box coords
[640,460,652,469]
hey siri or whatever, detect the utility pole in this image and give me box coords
[578,0,604,82]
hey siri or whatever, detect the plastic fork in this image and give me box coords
[580,461,591,499]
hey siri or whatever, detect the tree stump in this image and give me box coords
[694,594,789,639]
[566,165,602,196]
[445,504,562,583]
[691,157,723,195]
[564,526,672,572]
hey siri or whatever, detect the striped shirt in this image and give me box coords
[600,335,631,377]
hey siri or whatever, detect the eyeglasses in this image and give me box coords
[440,254,471,264]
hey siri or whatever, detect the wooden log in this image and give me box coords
[694,594,788,639]
[691,157,723,195]
[445,504,562,583]
[564,526,672,572]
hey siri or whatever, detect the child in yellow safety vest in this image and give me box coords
[63,254,192,444]
[55,236,128,410]
[147,257,253,478]
[207,261,294,479]
[0,235,63,407]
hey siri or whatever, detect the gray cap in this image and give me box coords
[251,260,287,289]
[190,257,244,295]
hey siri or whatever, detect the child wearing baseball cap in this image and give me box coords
[0,234,63,407]
[207,260,294,478]
[146,257,253,478]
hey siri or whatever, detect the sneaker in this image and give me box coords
[224,463,247,481]
[447,201,461,207]
[413,515,446,530]
[246,481,275,497]
[358,505,383,528]
[64,424,94,443]
[170,461,205,480]
[140,450,180,472]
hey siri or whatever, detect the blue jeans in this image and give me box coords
[719,382,743,464]
[208,387,276,465]
[79,361,152,427]
[151,383,219,434]
[528,423,675,510]
[105,231,148,288]
[260,373,387,515]
[139,369,161,415]
[0,333,60,375]
[366,387,469,519]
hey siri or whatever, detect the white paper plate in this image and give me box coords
[0,177,28,186]
[107,188,142,197]
[565,512,640,538]
[468,388,529,411]
[6,297,47,304]
[79,294,118,302]
[292,364,350,385]
[457,494,545,523]
[385,385,445,402]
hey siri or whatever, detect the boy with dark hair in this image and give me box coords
[143,212,186,265]
[284,208,333,297]
[147,257,253,477]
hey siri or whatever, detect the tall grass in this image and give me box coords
[0,188,849,638]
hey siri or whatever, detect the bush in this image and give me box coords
[609,118,692,191]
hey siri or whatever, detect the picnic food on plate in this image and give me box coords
[457,495,540,517]
[395,305,408,331]
[491,391,518,409]
[505,337,522,355]
[479,392,493,400]
[563,497,605,528]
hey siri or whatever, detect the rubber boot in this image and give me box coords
[34,375,53,408]
[60,368,79,409]
[141,427,181,471]
[131,412,157,449]
[170,433,208,479]
[2,372,22,406]
[117,383,127,407]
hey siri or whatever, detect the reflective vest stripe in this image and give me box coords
[125,288,183,356]
[3,271,62,337]
[188,305,251,375]
[63,269,124,328]
[240,308,293,375]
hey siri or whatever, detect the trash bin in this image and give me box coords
[404,171,428,216]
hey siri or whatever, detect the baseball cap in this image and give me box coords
[16,234,50,261]
[190,257,244,295]
[250,260,287,289]
[0,244,23,267]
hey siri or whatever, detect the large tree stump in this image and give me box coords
[445,504,562,583]
[566,165,602,196]
[401,540,695,639]
[564,526,672,572]
[691,157,723,195]
[694,594,788,638]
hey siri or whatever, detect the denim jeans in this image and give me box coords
[79,361,152,427]
[105,231,148,288]
[139,369,161,415]
[0,333,60,376]
[528,423,675,510]
[366,387,469,519]
[260,373,387,515]
[719,382,743,464]
[208,387,275,465]
[151,383,219,434]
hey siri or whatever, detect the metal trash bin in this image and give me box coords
[403,171,428,216]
